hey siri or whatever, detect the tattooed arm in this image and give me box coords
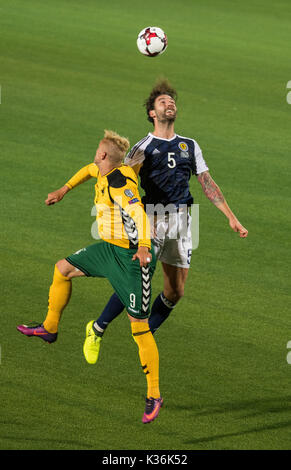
[197,171,248,238]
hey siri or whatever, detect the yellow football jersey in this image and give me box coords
[65,163,151,249]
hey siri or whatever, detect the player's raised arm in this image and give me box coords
[45,163,97,206]
[197,170,248,238]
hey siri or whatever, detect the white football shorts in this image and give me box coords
[151,208,193,269]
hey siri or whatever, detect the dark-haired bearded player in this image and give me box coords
[83,79,248,365]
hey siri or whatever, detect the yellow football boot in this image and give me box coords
[83,320,102,364]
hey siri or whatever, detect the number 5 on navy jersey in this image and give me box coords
[167,152,176,169]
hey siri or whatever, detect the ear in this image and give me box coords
[149,109,156,120]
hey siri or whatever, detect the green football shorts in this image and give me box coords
[66,241,156,319]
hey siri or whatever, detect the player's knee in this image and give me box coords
[56,259,73,277]
[165,285,185,304]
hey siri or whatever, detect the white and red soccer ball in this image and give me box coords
[137,27,168,57]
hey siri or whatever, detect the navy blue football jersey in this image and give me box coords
[124,133,208,208]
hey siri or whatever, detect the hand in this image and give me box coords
[229,217,248,238]
[132,246,152,267]
[45,185,70,205]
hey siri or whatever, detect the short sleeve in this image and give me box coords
[193,141,209,175]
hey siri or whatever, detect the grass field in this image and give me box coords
[1,0,291,451]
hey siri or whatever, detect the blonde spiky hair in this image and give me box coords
[102,130,130,164]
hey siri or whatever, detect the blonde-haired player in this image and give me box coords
[17,130,163,424]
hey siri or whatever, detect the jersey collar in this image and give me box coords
[149,132,177,142]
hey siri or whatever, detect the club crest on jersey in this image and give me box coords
[124,189,134,198]
[179,142,189,158]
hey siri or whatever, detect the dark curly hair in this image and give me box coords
[144,78,178,124]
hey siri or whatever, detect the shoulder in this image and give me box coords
[87,162,99,177]
[107,166,138,188]
[120,165,138,183]
[176,133,208,174]
[176,134,202,155]
[125,134,153,162]
[107,168,127,188]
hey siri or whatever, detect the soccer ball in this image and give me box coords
[137,27,168,57]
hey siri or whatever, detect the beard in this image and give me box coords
[157,109,177,123]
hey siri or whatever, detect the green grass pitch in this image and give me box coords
[1,0,291,450]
